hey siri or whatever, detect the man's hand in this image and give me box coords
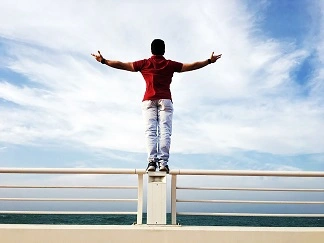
[91,50,135,72]
[180,51,222,72]
[91,50,105,63]
[210,52,222,63]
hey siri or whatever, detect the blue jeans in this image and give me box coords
[142,99,173,166]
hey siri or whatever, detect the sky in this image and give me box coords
[0,0,323,213]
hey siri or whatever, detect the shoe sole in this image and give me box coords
[146,166,156,172]
[159,167,169,173]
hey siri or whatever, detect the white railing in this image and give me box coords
[170,170,324,225]
[1,168,324,226]
[0,168,145,224]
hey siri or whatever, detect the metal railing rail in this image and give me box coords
[0,168,146,174]
[0,168,145,224]
[170,169,324,176]
[170,170,324,225]
[176,187,324,192]
[0,186,137,189]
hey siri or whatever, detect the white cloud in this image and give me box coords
[0,0,323,158]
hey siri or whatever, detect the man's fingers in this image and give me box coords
[211,51,214,58]
[98,50,102,57]
[91,53,100,58]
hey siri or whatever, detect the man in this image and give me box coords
[91,39,221,173]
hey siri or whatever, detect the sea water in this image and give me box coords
[1,214,323,227]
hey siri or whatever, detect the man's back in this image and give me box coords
[133,55,183,101]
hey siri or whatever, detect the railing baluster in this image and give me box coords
[171,174,177,225]
[137,173,144,225]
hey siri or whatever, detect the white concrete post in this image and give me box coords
[147,172,167,225]
[171,174,177,225]
[137,174,144,225]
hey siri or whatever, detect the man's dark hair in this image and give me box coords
[151,39,165,55]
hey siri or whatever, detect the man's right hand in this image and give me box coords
[91,50,105,63]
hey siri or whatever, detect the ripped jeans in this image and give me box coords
[142,99,173,166]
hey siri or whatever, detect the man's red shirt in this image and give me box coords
[133,55,183,101]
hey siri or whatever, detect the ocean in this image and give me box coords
[1,214,323,227]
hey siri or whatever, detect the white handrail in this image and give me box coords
[0,185,137,189]
[0,167,145,225]
[170,169,324,177]
[176,187,324,192]
[2,168,324,226]
[0,211,137,215]
[176,212,324,217]
[176,199,324,204]
[0,198,138,202]
[0,168,146,174]
[171,170,324,225]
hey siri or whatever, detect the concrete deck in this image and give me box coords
[1,224,324,243]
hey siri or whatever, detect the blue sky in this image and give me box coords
[1,0,323,172]
[0,0,323,214]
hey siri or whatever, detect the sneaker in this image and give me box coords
[159,164,170,174]
[146,161,157,172]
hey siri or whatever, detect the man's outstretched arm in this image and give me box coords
[180,52,222,72]
[91,51,135,72]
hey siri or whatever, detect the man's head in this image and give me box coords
[151,39,165,55]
